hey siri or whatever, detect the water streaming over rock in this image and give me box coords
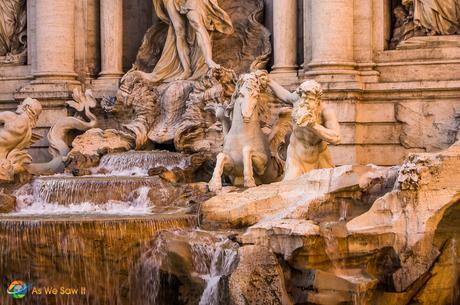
[0,215,197,305]
[130,230,238,305]
[94,151,192,176]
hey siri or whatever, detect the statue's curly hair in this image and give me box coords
[295,80,323,100]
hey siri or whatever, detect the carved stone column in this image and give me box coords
[305,0,357,81]
[96,0,123,92]
[16,0,79,100]
[33,0,77,81]
[271,0,298,81]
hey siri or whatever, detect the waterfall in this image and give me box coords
[198,239,239,305]
[131,231,238,305]
[94,150,192,176]
[0,217,197,305]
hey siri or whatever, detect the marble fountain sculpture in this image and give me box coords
[0,0,459,305]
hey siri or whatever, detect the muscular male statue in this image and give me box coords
[268,79,341,180]
[0,98,42,180]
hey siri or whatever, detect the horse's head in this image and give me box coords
[232,71,268,123]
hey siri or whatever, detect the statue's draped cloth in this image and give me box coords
[412,0,460,35]
[0,0,26,55]
[151,0,233,82]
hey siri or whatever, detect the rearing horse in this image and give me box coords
[208,71,290,192]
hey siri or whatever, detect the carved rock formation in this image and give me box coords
[202,141,460,304]
[228,245,293,305]
[0,191,16,213]
[347,141,460,292]
[0,97,42,182]
[202,165,398,229]
[65,128,135,174]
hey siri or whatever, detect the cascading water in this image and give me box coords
[130,230,239,305]
[0,217,197,305]
[93,150,192,176]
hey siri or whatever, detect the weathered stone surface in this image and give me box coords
[0,192,16,213]
[411,239,460,305]
[229,245,293,305]
[202,165,397,229]
[347,141,460,291]
[396,101,460,152]
[65,128,135,173]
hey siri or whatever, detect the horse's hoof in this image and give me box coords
[208,180,222,193]
[244,179,257,188]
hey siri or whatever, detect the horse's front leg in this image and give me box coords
[243,147,268,188]
[208,152,234,192]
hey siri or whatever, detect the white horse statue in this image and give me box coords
[207,70,292,192]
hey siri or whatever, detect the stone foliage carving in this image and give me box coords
[0,0,27,64]
[26,88,98,175]
[208,70,292,192]
[268,79,341,181]
[0,98,42,182]
[390,0,460,49]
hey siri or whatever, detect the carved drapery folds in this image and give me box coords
[390,0,460,49]
[0,0,27,64]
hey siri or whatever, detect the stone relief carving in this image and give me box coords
[26,88,98,175]
[208,70,292,192]
[0,0,27,65]
[268,79,341,181]
[132,0,234,83]
[390,0,460,49]
[0,98,42,182]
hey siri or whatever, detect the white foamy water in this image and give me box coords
[92,151,191,176]
[12,186,153,216]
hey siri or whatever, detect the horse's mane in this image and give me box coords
[225,72,274,127]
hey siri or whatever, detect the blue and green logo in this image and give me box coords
[7,280,28,299]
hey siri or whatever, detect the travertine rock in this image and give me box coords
[411,239,460,305]
[347,141,460,291]
[228,245,293,305]
[203,165,397,229]
[65,128,135,173]
[0,98,42,182]
[0,192,16,213]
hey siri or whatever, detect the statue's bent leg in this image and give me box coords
[243,147,267,188]
[165,0,192,79]
[208,152,233,192]
[186,11,220,69]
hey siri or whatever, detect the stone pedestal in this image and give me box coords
[270,0,298,83]
[305,0,358,83]
[93,0,124,96]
